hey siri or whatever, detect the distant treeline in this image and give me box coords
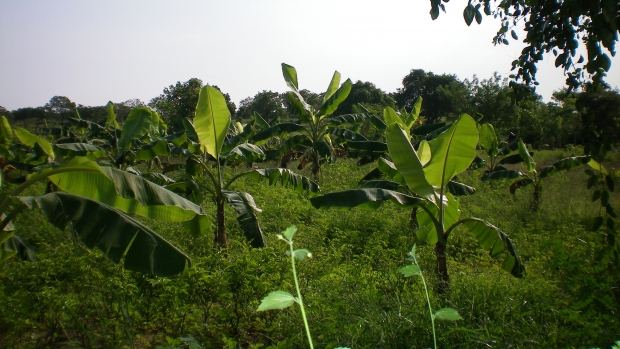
[1,69,619,149]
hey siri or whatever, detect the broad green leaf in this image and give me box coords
[398,265,421,277]
[223,191,265,247]
[319,78,352,116]
[322,70,341,104]
[434,308,463,321]
[411,97,423,119]
[282,225,297,241]
[418,140,431,166]
[424,114,478,189]
[327,127,367,141]
[0,115,12,147]
[281,63,311,114]
[48,159,204,223]
[118,107,154,151]
[18,192,190,277]
[386,123,436,203]
[14,127,55,159]
[310,188,423,210]
[456,218,525,278]
[106,101,120,129]
[518,139,535,172]
[479,123,498,157]
[257,290,296,311]
[383,107,406,130]
[498,153,525,165]
[194,85,231,158]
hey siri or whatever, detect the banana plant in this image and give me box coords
[0,117,207,276]
[478,123,525,173]
[180,85,319,249]
[250,63,369,179]
[310,109,524,291]
[481,139,591,210]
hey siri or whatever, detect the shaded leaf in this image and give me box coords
[223,191,265,247]
[310,188,423,210]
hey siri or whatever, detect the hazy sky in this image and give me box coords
[1,0,619,111]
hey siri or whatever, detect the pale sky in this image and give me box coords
[1,0,618,111]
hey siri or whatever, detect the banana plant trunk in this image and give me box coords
[435,241,450,294]
[215,198,228,249]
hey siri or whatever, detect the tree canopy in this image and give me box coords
[431,0,619,90]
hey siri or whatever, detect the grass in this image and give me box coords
[1,148,619,348]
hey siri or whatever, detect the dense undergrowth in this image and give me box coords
[1,148,619,348]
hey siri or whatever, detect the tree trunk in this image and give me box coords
[215,199,228,249]
[435,241,450,294]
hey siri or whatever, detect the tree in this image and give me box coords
[431,0,619,90]
[332,81,395,116]
[45,96,76,115]
[236,90,287,123]
[0,106,11,120]
[149,79,235,132]
[393,69,466,124]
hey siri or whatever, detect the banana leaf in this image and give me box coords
[223,191,265,248]
[310,188,423,210]
[18,192,190,277]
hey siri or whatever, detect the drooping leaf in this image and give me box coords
[251,123,304,143]
[509,178,534,194]
[14,127,55,159]
[55,143,106,159]
[481,170,524,181]
[257,290,296,311]
[327,127,367,141]
[359,180,402,191]
[242,168,319,193]
[346,141,387,152]
[446,181,476,196]
[498,153,525,165]
[118,107,154,151]
[411,122,447,136]
[424,114,478,189]
[434,308,463,321]
[539,156,591,178]
[221,143,266,163]
[281,63,312,114]
[223,191,265,247]
[47,158,204,223]
[455,218,525,278]
[310,188,423,210]
[18,192,190,277]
